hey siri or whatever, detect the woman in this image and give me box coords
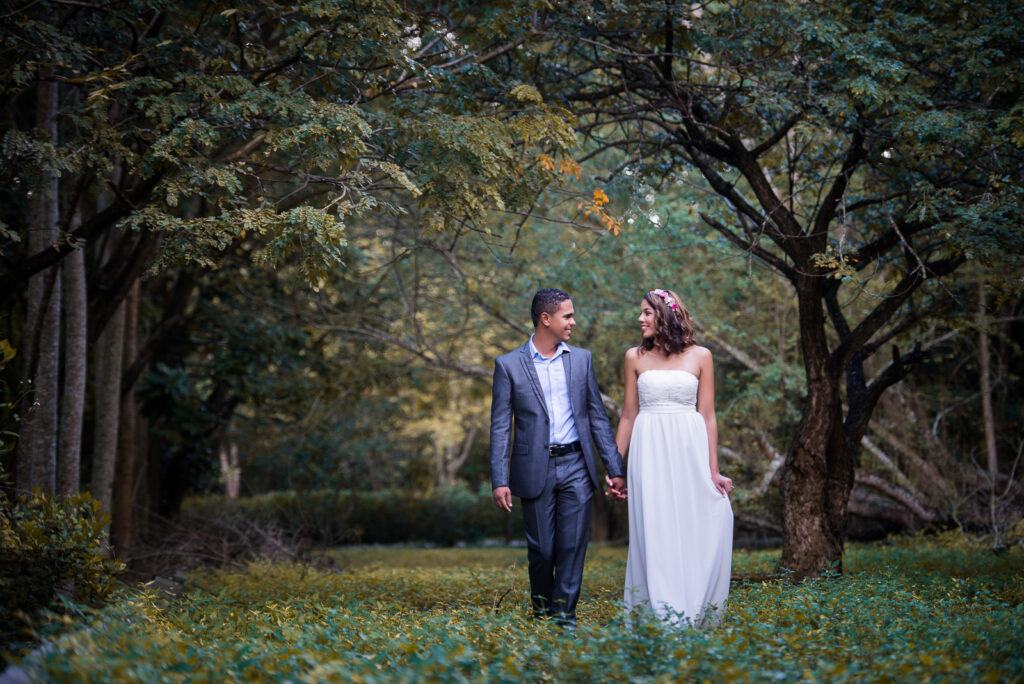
[611,288,734,625]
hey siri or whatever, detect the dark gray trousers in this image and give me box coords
[520,450,593,623]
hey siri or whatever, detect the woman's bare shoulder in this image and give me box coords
[692,345,712,359]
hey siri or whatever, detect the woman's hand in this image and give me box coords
[711,473,733,497]
[605,474,628,500]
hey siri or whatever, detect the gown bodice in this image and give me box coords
[637,369,698,413]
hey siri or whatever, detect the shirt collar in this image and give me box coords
[530,335,570,361]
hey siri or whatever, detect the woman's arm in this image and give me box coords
[615,348,641,458]
[696,347,733,496]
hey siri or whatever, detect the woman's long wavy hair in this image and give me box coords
[639,289,697,355]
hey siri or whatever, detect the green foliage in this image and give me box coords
[9,542,1022,681]
[0,490,124,650]
[1,0,577,280]
[182,486,513,546]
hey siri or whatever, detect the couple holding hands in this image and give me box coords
[490,288,734,627]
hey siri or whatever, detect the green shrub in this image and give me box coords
[181,485,515,546]
[0,490,124,650]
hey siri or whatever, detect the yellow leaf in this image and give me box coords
[510,84,543,104]
[558,157,582,181]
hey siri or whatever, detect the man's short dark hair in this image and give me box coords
[531,288,572,326]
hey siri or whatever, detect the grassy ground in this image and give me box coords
[8,540,1024,682]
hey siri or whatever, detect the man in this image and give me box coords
[490,288,627,625]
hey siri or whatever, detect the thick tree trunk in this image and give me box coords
[780,379,846,576]
[57,242,87,495]
[779,275,849,577]
[112,280,139,552]
[16,74,61,496]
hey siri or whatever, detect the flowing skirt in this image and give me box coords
[624,407,733,625]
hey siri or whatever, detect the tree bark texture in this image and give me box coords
[57,241,87,495]
[90,298,124,513]
[779,276,851,576]
[16,74,61,496]
[112,280,140,552]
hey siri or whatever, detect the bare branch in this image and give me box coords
[830,256,964,370]
[750,113,802,158]
[855,471,937,523]
[699,212,797,283]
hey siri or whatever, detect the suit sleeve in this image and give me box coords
[489,358,513,489]
[585,352,625,479]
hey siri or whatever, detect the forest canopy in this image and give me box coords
[1,0,1022,578]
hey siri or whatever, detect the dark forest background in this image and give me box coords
[2,0,1022,583]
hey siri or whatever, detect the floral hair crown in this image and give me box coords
[651,289,679,312]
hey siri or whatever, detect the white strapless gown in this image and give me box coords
[624,370,733,624]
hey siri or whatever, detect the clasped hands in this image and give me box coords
[494,476,628,510]
[604,474,627,500]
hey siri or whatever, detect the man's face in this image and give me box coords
[543,299,576,342]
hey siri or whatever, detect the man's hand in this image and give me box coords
[492,486,513,512]
[604,475,627,499]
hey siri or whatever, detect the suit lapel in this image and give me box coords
[562,347,580,416]
[519,343,549,416]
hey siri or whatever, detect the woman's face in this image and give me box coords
[638,300,657,339]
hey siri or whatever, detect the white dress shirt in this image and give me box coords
[529,336,581,445]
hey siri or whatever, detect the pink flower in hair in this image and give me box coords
[652,288,679,311]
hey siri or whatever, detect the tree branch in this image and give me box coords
[0,173,163,307]
[750,113,802,158]
[699,212,797,283]
[810,130,866,242]
[855,471,937,523]
[830,255,963,370]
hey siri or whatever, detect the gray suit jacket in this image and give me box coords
[490,340,625,499]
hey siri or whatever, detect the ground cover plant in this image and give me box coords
[7,541,1023,682]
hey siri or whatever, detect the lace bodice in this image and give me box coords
[638,369,698,413]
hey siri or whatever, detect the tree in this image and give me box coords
[1,0,575,537]
[523,0,1023,574]
[14,70,60,495]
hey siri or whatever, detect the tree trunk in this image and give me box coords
[91,299,124,513]
[16,73,61,496]
[780,380,847,576]
[434,425,478,488]
[57,237,87,496]
[112,280,139,552]
[779,276,849,577]
[131,411,152,541]
[218,442,240,499]
[977,282,999,540]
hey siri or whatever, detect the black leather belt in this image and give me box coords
[547,441,582,457]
